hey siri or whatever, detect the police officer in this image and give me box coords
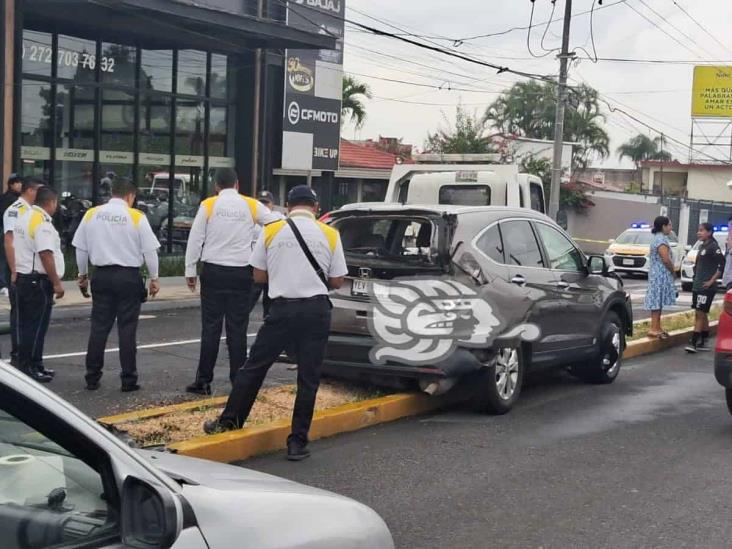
[4,176,44,370]
[249,190,285,316]
[14,186,64,382]
[204,185,347,462]
[184,168,279,396]
[0,173,23,295]
[73,177,161,392]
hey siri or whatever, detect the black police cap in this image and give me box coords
[287,185,318,204]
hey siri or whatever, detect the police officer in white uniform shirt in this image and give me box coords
[73,177,161,392]
[3,176,43,372]
[249,190,285,316]
[14,186,64,383]
[184,168,279,396]
[205,185,348,462]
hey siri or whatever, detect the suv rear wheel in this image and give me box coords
[471,347,525,414]
[573,311,623,384]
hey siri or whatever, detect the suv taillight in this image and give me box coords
[725,290,732,316]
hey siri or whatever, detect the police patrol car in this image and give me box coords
[680,225,728,292]
[604,222,683,276]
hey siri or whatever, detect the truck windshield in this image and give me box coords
[331,216,437,263]
[439,185,491,206]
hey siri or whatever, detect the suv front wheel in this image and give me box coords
[471,346,525,414]
[573,311,624,384]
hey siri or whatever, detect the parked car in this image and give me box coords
[0,362,394,549]
[680,226,728,292]
[715,290,732,415]
[324,205,632,414]
[604,223,683,277]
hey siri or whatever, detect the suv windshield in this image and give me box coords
[331,216,437,263]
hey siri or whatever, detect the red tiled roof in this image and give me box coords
[340,139,398,170]
[641,160,732,170]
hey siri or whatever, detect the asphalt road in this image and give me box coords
[0,305,298,418]
[245,344,732,549]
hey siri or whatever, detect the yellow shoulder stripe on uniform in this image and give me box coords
[243,196,260,222]
[127,208,144,228]
[82,207,99,223]
[18,205,28,216]
[202,196,219,220]
[263,220,287,248]
[317,222,339,253]
[28,211,44,239]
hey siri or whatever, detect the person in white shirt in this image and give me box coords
[3,176,43,372]
[204,185,348,462]
[73,177,161,392]
[184,168,279,396]
[14,186,64,383]
[249,190,285,317]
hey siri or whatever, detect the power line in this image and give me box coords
[623,1,702,60]
[672,1,732,56]
[636,0,717,60]
[527,0,557,59]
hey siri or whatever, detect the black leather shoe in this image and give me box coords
[121,384,141,393]
[38,367,55,378]
[203,419,237,435]
[28,370,53,383]
[186,382,212,396]
[286,440,311,462]
[86,382,100,391]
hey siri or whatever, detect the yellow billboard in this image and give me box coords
[692,66,732,118]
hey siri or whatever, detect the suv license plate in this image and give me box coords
[352,279,370,297]
[623,259,635,266]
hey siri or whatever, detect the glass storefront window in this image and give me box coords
[177,50,207,96]
[209,106,228,158]
[21,30,52,77]
[56,34,97,83]
[140,94,172,154]
[20,79,52,180]
[362,181,387,202]
[101,42,137,87]
[141,49,173,93]
[210,54,228,100]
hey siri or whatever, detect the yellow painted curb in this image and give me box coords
[168,393,446,463]
[624,322,718,360]
[99,396,228,425]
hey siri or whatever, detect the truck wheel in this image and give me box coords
[575,312,624,384]
[726,389,732,416]
[471,347,525,415]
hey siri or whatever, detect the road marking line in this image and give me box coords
[43,333,259,360]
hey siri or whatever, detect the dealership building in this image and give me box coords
[0,0,339,250]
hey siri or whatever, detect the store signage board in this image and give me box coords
[172,0,257,16]
[100,151,134,164]
[56,148,93,162]
[282,0,345,171]
[20,146,51,161]
[209,157,236,168]
[176,155,205,168]
[692,66,732,118]
[139,153,171,165]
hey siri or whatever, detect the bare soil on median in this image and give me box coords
[118,381,385,447]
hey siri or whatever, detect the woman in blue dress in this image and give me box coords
[644,216,677,338]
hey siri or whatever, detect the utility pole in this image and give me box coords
[659,133,665,196]
[251,0,265,197]
[548,0,574,221]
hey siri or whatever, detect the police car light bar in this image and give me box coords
[630,222,650,229]
[714,225,730,232]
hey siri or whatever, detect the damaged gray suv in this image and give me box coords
[324,205,632,414]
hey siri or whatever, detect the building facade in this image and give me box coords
[0,0,333,250]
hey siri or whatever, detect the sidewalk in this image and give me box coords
[0,276,200,321]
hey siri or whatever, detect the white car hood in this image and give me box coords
[141,451,394,549]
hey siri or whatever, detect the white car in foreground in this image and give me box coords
[0,362,394,549]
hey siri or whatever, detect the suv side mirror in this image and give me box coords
[587,255,607,275]
[121,476,180,549]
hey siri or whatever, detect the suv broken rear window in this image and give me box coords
[332,217,436,262]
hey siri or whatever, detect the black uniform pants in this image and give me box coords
[9,283,19,365]
[85,266,143,388]
[221,296,332,445]
[196,263,253,385]
[16,275,53,373]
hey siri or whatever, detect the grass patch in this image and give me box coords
[631,306,721,341]
[62,253,185,281]
[117,381,386,447]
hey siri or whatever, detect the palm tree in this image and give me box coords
[617,134,672,167]
[342,75,372,129]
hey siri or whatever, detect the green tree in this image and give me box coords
[424,104,495,154]
[617,133,672,167]
[342,75,372,128]
[520,155,594,212]
[485,81,610,168]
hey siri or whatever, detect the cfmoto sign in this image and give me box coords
[287,101,301,125]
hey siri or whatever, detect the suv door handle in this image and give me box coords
[556,281,570,290]
[511,275,526,286]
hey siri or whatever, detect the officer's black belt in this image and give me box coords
[94,265,140,272]
[272,295,329,304]
[16,272,48,280]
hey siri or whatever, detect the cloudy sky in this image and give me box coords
[341,0,732,168]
